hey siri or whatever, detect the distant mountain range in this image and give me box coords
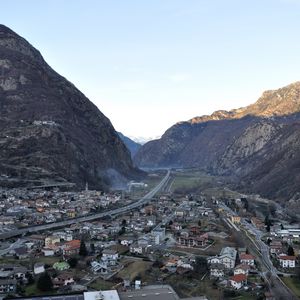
[135,81,300,201]
[0,24,142,190]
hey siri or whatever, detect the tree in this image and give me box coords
[287,245,295,256]
[79,239,88,256]
[264,215,272,232]
[121,219,127,226]
[37,272,53,291]
[193,256,208,275]
[68,257,78,268]
[119,226,126,235]
[25,272,34,285]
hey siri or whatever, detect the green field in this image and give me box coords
[170,170,219,194]
[88,278,114,290]
[25,284,56,296]
[282,277,300,297]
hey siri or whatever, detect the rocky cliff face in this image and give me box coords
[135,82,300,200]
[0,25,142,189]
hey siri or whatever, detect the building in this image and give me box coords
[278,255,296,268]
[234,264,250,276]
[151,227,166,245]
[176,233,208,248]
[102,249,119,264]
[63,240,80,256]
[229,274,247,290]
[53,273,75,287]
[269,240,283,255]
[231,216,241,224]
[34,263,45,275]
[0,279,17,293]
[210,263,225,278]
[240,254,255,266]
[45,236,60,248]
[219,247,237,269]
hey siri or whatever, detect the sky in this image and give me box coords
[1,0,300,140]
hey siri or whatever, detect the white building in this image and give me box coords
[102,249,119,263]
[279,255,296,268]
[34,263,45,275]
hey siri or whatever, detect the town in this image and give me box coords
[0,170,299,300]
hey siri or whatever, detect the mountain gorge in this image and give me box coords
[134,82,300,200]
[0,25,142,190]
[117,132,141,158]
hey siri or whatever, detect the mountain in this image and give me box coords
[134,81,300,200]
[0,25,142,190]
[117,132,141,158]
[129,136,160,145]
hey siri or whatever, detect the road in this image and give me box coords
[220,201,298,300]
[0,238,24,256]
[0,170,170,241]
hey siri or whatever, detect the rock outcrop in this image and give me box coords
[135,82,300,200]
[0,25,142,190]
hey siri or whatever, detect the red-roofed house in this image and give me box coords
[279,255,296,268]
[229,274,247,290]
[240,254,255,266]
[62,240,80,256]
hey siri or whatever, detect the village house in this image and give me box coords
[239,254,255,266]
[34,263,45,275]
[234,264,251,276]
[62,240,81,257]
[208,247,237,269]
[231,216,241,224]
[13,247,29,259]
[176,232,208,248]
[269,240,283,255]
[102,249,119,265]
[229,274,247,290]
[0,279,17,293]
[53,273,75,287]
[278,255,296,268]
[210,263,225,278]
[45,236,60,248]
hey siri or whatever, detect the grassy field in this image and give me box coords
[170,170,219,194]
[25,284,56,296]
[118,260,152,280]
[88,278,115,290]
[203,187,241,199]
[282,277,300,297]
[34,256,61,265]
[164,275,221,299]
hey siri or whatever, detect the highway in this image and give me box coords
[0,170,170,241]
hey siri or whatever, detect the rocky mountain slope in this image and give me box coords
[0,25,142,190]
[117,132,141,158]
[134,82,300,200]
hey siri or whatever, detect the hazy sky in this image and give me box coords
[1,0,300,139]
